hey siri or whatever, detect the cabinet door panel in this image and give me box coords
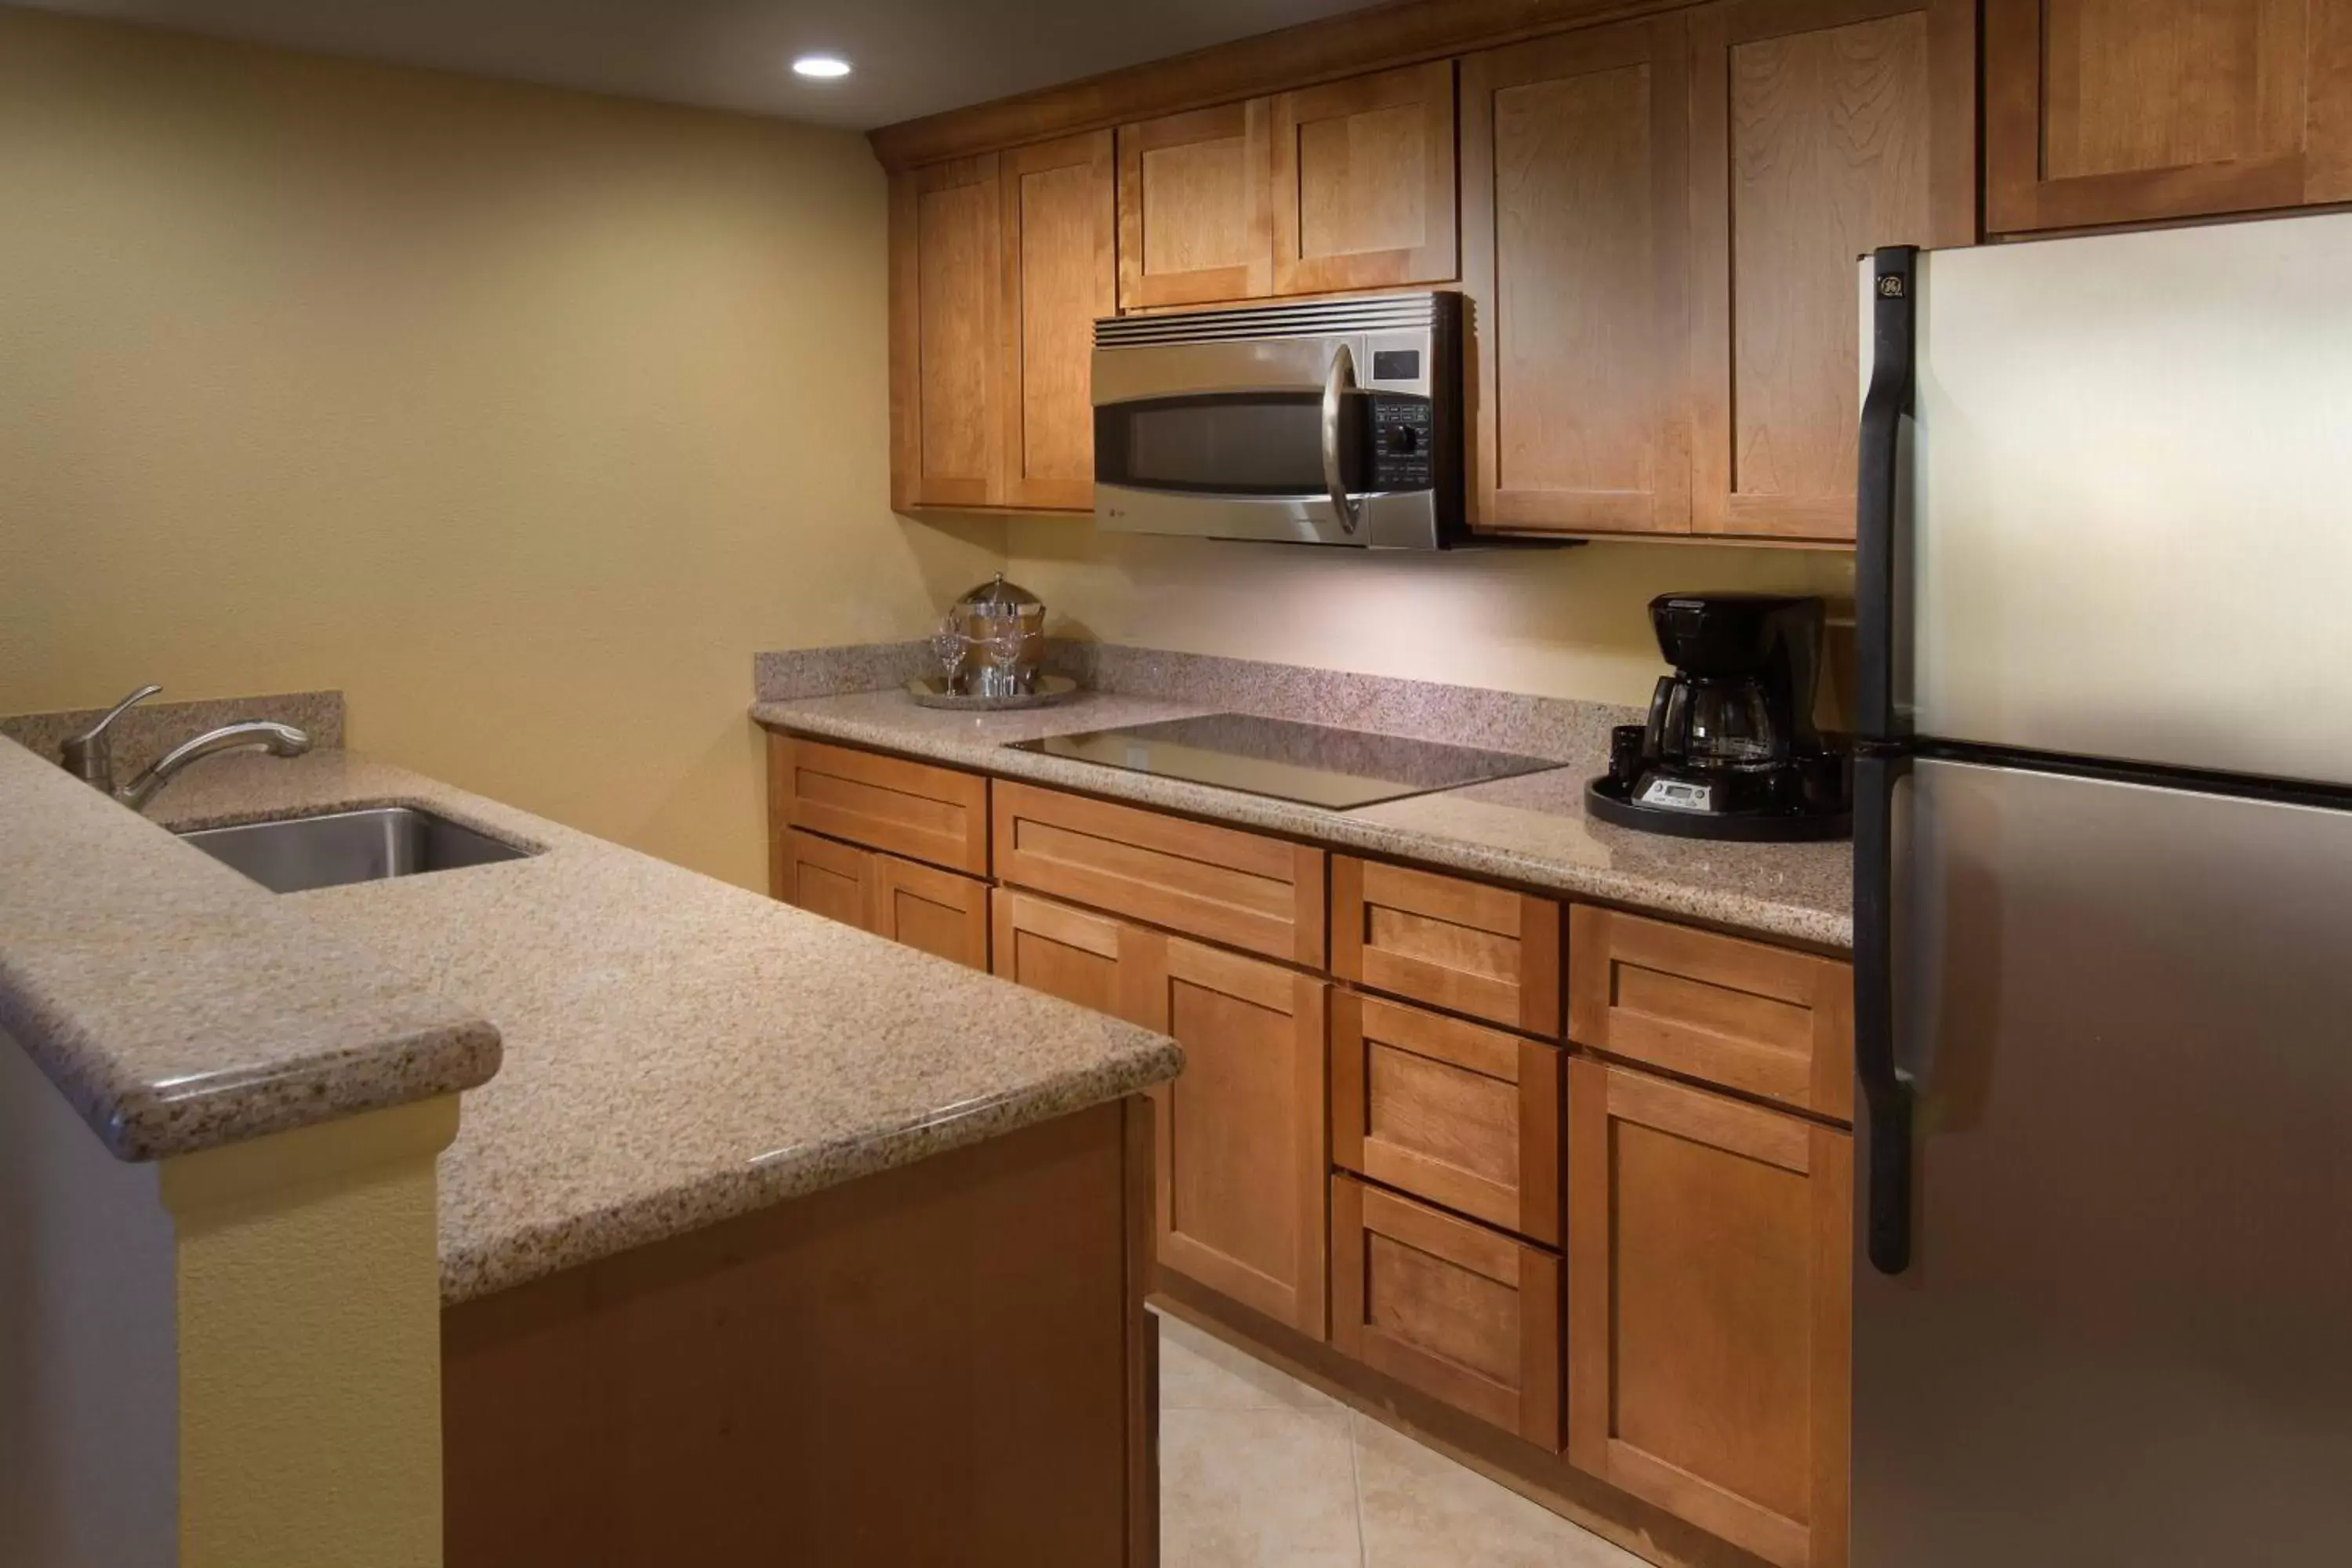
[1690,0,1973,542]
[1118,100,1274,309]
[776,829,871,929]
[1001,132,1116,512]
[871,854,989,971]
[990,887,1159,1023]
[1272,62,1458,294]
[1568,1058,1852,1568]
[1987,0,2352,230]
[1462,19,1690,534]
[1145,939,1330,1339]
[889,155,1004,509]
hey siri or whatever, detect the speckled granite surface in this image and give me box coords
[140,750,1183,1305]
[750,647,1853,951]
[0,735,499,1160]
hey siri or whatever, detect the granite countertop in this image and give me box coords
[0,735,500,1160]
[138,750,1181,1304]
[750,655,1853,952]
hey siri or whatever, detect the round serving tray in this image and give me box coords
[905,673,1079,712]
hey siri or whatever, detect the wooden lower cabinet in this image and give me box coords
[991,888,1331,1339]
[1569,905,1854,1120]
[1332,856,1561,1035]
[775,828,989,971]
[1330,991,1562,1244]
[1331,1174,1563,1450]
[1566,1057,1852,1568]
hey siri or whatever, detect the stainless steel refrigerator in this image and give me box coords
[1849,211,2352,1563]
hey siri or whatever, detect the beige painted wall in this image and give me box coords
[0,10,1000,891]
[1006,521,1855,708]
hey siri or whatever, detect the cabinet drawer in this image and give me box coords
[993,782,1326,967]
[1331,993,1561,1244]
[1333,858,1561,1035]
[1331,1175,1561,1450]
[1568,906,1853,1120]
[770,734,989,877]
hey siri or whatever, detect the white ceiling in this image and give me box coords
[13,0,1399,129]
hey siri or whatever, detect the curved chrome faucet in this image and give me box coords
[60,685,313,812]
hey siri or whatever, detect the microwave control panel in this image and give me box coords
[1368,395,1436,492]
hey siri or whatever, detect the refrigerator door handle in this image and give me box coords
[1854,746,1913,1275]
[1856,245,1917,746]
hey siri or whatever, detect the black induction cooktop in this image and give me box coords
[1009,713,1560,810]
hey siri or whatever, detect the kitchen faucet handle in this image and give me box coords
[61,683,162,786]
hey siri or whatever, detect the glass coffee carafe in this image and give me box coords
[1652,675,1787,771]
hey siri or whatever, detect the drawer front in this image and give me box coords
[1568,906,1854,1120]
[993,782,1327,967]
[770,733,989,877]
[1330,993,1562,1245]
[1333,858,1562,1035]
[1331,1174,1562,1450]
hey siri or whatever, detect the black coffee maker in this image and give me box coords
[1587,593,1850,840]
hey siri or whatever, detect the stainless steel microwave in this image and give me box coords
[1091,291,1465,548]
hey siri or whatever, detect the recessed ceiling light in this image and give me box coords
[791,55,852,80]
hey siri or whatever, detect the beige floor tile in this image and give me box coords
[1352,1410,1650,1568]
[1160,1405,1363,1568]
[1157,1309,1343,1413]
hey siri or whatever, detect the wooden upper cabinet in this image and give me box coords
[1687,0,1974,542]
[1271,62,1460,294]
[1568,1058,1853,1568]
[1986,0,2352,231]
[1118,100,1274,309]
[1000,132,1116,512]
[889,154,1004,509]
[1461,20,1691,535]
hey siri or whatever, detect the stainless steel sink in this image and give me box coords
[176,806,538,893]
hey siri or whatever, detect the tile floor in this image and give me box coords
[1156,1311,1648,1568]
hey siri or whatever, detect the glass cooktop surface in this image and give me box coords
[1009,713,1561,810]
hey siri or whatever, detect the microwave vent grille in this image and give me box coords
[1094,292,1447,347]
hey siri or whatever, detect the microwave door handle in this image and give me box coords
[1320,343,1362,535]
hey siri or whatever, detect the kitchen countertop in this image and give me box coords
[751,684,1855,952]
[20,744,1180,1303]
[0,735,501,1160]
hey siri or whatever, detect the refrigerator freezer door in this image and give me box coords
[1854,758,2352,1565]
[1896,210,2352,786]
